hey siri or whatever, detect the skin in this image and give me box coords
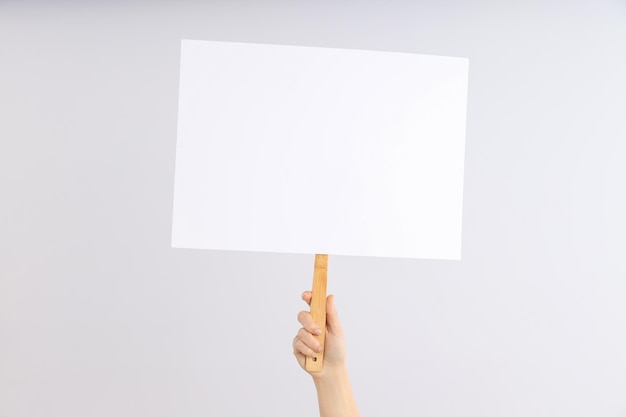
[293,291,360,417]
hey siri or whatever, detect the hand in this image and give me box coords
[293,291,346,378]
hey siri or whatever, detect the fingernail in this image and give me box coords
[317,345,323,352]
[314,328,322,335]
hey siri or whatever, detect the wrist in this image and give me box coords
[311,362,360,417]
[311,361,349,384]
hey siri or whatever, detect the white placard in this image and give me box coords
[172,40,468,259]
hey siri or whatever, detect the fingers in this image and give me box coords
[293,338,316,362]
[295,291,343,370]
[292,328,324,358]
[301,291,343,335]
[297,310,322,336]
[294,299,324,361]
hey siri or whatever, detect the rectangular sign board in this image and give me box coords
[172,40,468,260]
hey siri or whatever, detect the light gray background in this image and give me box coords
[1,1,625,416]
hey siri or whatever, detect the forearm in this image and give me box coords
[312,364,360,417]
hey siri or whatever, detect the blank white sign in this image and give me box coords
[172,40,468,259]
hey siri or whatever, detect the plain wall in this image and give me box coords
[1,1,625,416]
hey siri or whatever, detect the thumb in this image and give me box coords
[326,294,343,335]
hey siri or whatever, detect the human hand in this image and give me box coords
[292,291,346,378]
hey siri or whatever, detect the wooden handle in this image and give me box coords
[305,254,328,372]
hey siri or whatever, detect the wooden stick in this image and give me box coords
[305,254,328,372]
